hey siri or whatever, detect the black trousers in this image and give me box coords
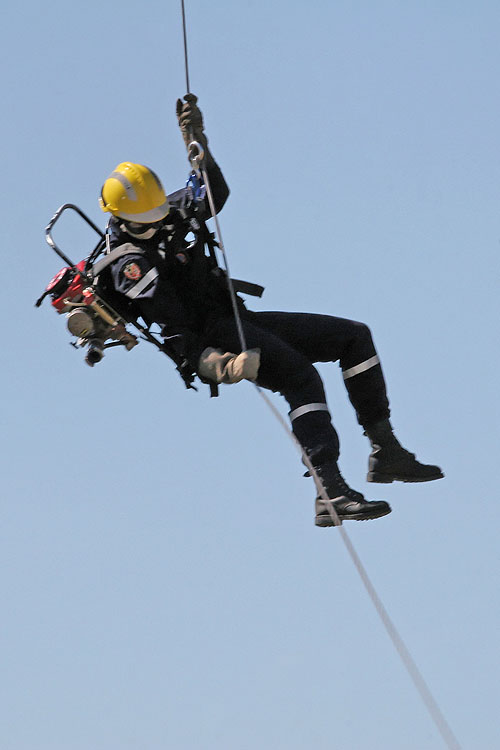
[204,311,390,465]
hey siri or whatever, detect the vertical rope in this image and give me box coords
[180,0,190,94]
[178,5,462,748]
[201,166,249,352]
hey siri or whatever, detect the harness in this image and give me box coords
[95,209,264,309]
[197,218,265,299]
[90,205,264,397]
[36,179,262,399]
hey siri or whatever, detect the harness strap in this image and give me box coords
[200,219,265,297]
[91,243,145,276]
[232,278,265,298]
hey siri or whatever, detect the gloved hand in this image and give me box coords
[176,93,208,152]
[198,347,261,384]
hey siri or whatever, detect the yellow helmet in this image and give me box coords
[99,162,170,223]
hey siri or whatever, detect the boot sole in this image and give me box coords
[315,506,392,526]
[367,471,444,484]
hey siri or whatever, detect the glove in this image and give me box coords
[198,347,261,384]
[176,93,208,152]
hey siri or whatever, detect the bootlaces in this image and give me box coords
[330,469,364,501]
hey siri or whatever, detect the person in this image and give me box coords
[96,94,443,527]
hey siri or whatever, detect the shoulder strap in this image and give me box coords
[197,220,265,298]
[91,243,146,277]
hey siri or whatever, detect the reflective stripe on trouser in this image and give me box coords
[246,312,390,429]
[202,316,341,465]
[289,402,330,421]
[341,351,388,429]
[342,355,380,380]
[289,402,340,465]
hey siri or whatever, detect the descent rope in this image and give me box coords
[178,3,461,748]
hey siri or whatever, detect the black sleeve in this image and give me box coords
[110,253,158,299]
[201,152,230,215]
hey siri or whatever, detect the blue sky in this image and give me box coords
[2,1,500,748]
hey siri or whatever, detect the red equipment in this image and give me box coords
[35,205,138,366]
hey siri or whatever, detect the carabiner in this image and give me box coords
[187,140,205,177]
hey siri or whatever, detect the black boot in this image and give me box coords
[365,419,444,484]
[314,462,391,526]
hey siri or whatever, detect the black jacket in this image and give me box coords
[96,156,238,368]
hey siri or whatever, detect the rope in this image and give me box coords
[202,173,463,746]
[180,0,190,94]
[178,4,461,748]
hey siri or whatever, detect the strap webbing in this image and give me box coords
[92,244,145,277]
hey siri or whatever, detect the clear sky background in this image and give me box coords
[2,1,499,748]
